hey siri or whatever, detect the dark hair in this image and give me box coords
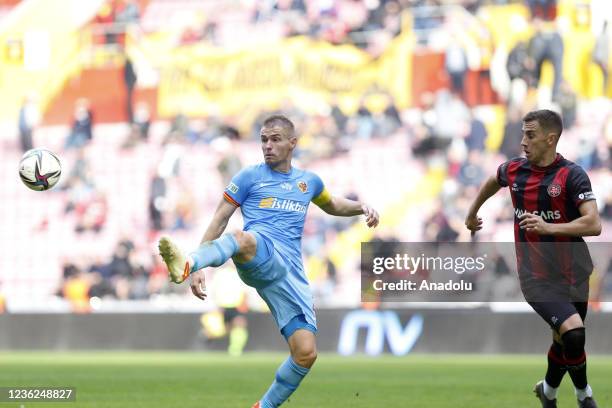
[262,114,295,138]
[523,109,563,138]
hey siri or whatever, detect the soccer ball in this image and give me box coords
[18,148,62,191]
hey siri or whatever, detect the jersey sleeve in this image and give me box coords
[223,167,253,207]
[566,166,596,207]
[310,173,332,206]
[496,160,511,187]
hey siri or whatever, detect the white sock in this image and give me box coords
[575,384,593,401]
[543,381,558,400]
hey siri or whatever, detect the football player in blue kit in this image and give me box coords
[159,115,379,408]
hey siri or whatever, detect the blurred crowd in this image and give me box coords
[6,0,611,310]
[51,97,611,309]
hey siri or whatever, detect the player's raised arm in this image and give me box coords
[313,190,379,228]
[199,197,239,244]
[465,175,502,233]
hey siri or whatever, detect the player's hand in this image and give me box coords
[464,213,483,233]
[362,204,379,228]
[189,270,207,300]
[518,212,550,235]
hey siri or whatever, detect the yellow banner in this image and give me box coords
[158,33,414,119]
[0,0,86,123]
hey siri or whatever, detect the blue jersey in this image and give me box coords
[223,163,330,281]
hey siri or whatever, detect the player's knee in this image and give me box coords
[294,346,317,368]
[295,350,317,368]
[561,327,585,359]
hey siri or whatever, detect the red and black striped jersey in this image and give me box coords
[496,153,596,286]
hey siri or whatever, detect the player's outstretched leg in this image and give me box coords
[158,233,240,283]
[257,329,316,408]
[158,237,191,283]
[562,328,597,408]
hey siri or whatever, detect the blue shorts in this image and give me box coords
[235,231,317,338]
[281,314,317,342]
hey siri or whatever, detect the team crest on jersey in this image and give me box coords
[547,183,562,197]
[297,180,308,193]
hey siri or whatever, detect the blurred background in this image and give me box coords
[0,0,610,354]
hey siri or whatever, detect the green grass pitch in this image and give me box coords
[0,352,610,407]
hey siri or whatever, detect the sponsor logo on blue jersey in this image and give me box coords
[259,197,307,213]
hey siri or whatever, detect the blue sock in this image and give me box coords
[260,357,309,408]
[189,234,238,272]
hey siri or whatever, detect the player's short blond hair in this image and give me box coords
[262,115,295,139]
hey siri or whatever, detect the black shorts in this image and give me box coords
[528,301,588,331]
[223,307,243,324]
[523,279,589,331]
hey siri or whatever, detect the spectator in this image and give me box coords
[499,107,524,159]
[107,240,135,279]
[215,137,243,186]
[66,147,94,188]
[506,41,530,82]
[133,102,151,139]
[330,96,348,132]
[557,81,577,130]
[355,100,375,139]
[88,271,115,298]
[128,252,150,300]
[593,21,610,95]
[411,92,441,157]
[123,56,137,122]
[424,205,459,242]
[122,123,144,149]
[61,264,91,313]
[149,172,167,231]
[527,0,558,21]
[458,150,486,187]
[17,95,39,152]
[526,18,564,101]
[445,38,468,97]
[433,90,470,142]
[171,180,196,230]
[166,113,190,143]
[465,111,488,152]
[377,94,402,136]
[505,41,531,107]
[65,99,93,149]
